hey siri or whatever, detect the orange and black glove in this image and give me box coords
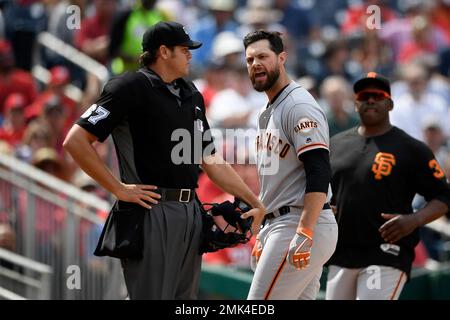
[287,227,314,269]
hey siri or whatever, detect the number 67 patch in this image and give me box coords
[81,104,110,125]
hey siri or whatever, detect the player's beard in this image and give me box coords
[251,65,280,92]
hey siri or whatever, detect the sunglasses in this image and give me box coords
[355,89,390,102]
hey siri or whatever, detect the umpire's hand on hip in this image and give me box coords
[114,183,161,209]
[287,227,314,269]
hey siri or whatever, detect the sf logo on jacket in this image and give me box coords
[372,152,396,180]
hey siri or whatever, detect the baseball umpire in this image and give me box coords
[63,21,265,300]
[326,72,450,300]
[244,30,338,300]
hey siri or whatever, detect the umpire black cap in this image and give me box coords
[142,21,202,52]
[353,72,391,95]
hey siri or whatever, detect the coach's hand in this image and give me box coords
[114,183,161,209]
[379,213,420,243]
[287,228,314,269]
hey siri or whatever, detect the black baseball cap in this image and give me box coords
[142,21,202,52]
[353,72,391,95]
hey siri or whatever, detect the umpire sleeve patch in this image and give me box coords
[81,104,111,125]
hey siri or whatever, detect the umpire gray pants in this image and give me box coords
[121,199,203,299]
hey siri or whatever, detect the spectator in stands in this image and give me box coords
[351,30,395,77]
[315,40,353,85]
[296,76,319,100]
[273,0,312,44]
[109,0,169,74]
[45,0,87,58]
[320,76,360,137]
[2,0,47,71]
[31,147,67,181]
[380,1,449,62]
[74,0,116,66]
[211,31,244,69]
[0,39,37,116]
[193,60,228,110]
[340,0,397,36]
[430,0,450,43]
[390,63,449,141]
[26,66,77,127]
[0,93,27,147]
[412,116,450,262]
[35,95,69,156]
[44,0,88,89]
[189,0,239,72]
[236,0,284,38]
[16,121,54,163]
[398,16,441,64]
[413,116,450,212]
[194,32,246,110]
[207,65,265,129]
[422,117,450,167]
[306,0,347,31]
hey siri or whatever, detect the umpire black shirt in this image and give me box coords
[77,67,215,188]
[328,126,450,277]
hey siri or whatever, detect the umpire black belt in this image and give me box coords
[154,188,195,203]
[264,203,331,222]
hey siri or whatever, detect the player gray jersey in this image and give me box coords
[256,81,332,213]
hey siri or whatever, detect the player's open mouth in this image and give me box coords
[254,72,266,81]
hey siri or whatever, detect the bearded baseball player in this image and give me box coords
[244,30,338,300]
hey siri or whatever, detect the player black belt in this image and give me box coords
[264,203,331,222]
[154,188,195,203]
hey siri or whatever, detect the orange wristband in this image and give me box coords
[298,227,314,239]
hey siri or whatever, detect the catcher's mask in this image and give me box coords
[199,198,253,254]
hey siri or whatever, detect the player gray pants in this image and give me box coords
[248,208,338,300]
[121,200,203,299]
[326,265,406,300]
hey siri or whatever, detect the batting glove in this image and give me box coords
[287,227,314,269]
[250,236,263,272]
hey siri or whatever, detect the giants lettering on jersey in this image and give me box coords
[256,132,290,158]
[294,117,318,134]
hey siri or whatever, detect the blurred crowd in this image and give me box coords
[0,0,449,271]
